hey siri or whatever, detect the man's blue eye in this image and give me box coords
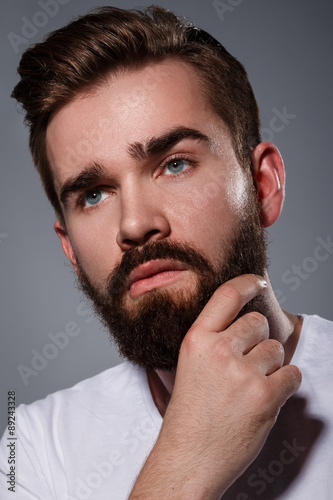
[166,159,189,175]
[85,190,103,206]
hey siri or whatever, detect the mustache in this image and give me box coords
[107,240,216,296]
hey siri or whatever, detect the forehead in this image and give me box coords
[46,59,232,185]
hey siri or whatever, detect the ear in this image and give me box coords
[251,141,285,228]
[54,220,79,274]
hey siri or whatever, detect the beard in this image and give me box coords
[76,189,267,371]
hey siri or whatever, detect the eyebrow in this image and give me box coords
[128,126,212,161]
[60,163,104,206]
[59,126,212,207]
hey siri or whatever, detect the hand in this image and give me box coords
[130,274,302,499]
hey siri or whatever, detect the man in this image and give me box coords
[0,5,332,499]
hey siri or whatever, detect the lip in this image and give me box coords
[128,259,188,298]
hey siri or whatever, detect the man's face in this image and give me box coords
[47,59,266,370]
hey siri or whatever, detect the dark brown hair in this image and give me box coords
[12,5,261,222]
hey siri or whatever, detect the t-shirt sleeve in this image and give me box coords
[0,408,54,499]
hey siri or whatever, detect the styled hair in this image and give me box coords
[12,5,261,221]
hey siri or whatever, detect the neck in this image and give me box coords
[146,273,303,418]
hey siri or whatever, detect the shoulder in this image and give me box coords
[293,314,333,372]
[300,314,333,338]
[17,361,145,425]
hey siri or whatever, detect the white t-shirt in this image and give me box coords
[1,314,333,499]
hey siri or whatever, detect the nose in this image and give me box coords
[116,182,170,250]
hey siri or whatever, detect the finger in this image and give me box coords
[268,364,302,410]
[191,274,267,333]
[224,311,270,355]
[245,338,285,375]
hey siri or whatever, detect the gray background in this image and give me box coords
[1,0,332,434]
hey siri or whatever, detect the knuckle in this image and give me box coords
[247,311,267,323]
[292,364,302,383]
[285,364,302,388]
[257,339,284,364]
[243,273,265,288]
[213,335,234,360]
[242,376,271,411]
[245,311,269,329]
[267,341,285,364]
[220,284,243,303]
[252,381,275,409]
[269,339,284,354]
[181,324,201,352]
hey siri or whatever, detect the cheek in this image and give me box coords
[167,179,244,260]
[66,218,120,285]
